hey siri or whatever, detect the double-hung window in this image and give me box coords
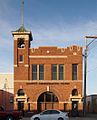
[72,64,78,80]
[52,64,64,80]
[32,64,37,80]
[32,64,44,80]
[39,64,44,80]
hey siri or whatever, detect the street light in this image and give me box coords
[83,36,97,116]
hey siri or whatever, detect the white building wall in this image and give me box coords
[0,73,14,110]
[0,73,14,93]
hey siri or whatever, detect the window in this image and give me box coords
[32,64,44,80]
[51,110,60,114]
[72,64,78,80]
[32,64,37,80]
[19,55,23,62]
[72,89,78,96]
[52,64,57,80]
[18,38,25,48]
[59,64,64,80]
[17,89,25,96]
[39,64,44,80]
[52,64,64,80]
[42,110,51,115]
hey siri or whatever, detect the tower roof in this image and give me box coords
[15,25,28,32]
[12,0,33,41]
[12,25,33,41]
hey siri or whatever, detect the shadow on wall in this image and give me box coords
[0,90,14,110]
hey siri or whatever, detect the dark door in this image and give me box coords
[72,101,78,117]
[18,101,24,111]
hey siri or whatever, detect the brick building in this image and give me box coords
[12,26,83,112]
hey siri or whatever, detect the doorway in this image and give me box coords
[72,101,78,117]
[18,101,24,111]
[37,92,59,112]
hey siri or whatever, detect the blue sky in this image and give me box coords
[0,0,97,95]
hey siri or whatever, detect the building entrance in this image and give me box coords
[18,101,24,111]
[72,101,78,116]
[37,92,59,112]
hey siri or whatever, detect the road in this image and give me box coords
[22,113,97,120]
[22,117,97,120]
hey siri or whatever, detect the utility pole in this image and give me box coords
[83,37,87,116]
[83,36,97,116]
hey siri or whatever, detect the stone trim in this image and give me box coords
[14,65,18,67]
[14,80,82,83]
[24,65,29,67]
[29,56,67,58]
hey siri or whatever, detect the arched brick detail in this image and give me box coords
[33,87,61,102]
[50,88,62,101]
[71,88,78,96]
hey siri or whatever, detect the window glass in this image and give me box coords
[42,110,51,115]
[51,110,60,114]
[19,55,23,62]
[32,64,37,80]
[72,64,78,80]
[39,64,44,80]
[72,89,78,96]
[52,64,57,80]
[17,89,25,96]
[59,64,64,80]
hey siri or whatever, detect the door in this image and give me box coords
[18,101,24,111]
[37,92,59,111]
[72,101,78,116]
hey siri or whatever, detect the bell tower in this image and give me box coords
[12,26,32,80]
[12,0,33,80]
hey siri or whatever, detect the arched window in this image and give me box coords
[17,89,25,96]
[72,89,78,96]
[18,38,25,48]
[38,92,58,102]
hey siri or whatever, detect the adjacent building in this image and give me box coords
[0,73,14,110]
[12,26,83,112]
[86,94,97,113]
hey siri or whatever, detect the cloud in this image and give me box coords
[0,14,97,74]
[29,20,97,47]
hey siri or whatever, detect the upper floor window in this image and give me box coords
[32,64,37,80]
[18,38,25,48]
[59,64,64,80]
[52,64,64,80]
[32,64,44,80]
[39,64,44,80]
[52,64,57,80]
[72,64,78,80]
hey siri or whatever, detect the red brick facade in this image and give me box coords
[12,29,83,112]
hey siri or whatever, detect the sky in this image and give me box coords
[0,0,97,95]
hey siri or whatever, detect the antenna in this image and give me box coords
[22,0,24,26]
